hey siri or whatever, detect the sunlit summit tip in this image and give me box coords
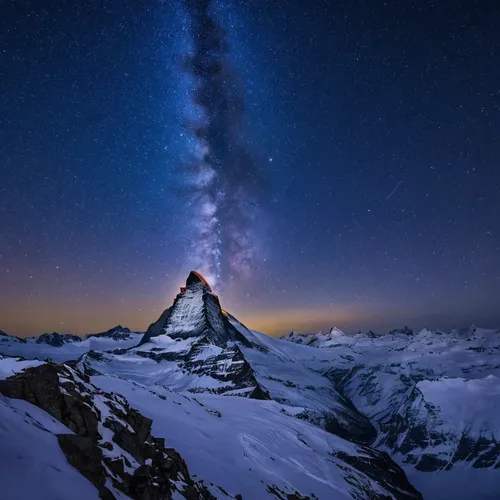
[180,270,213,294]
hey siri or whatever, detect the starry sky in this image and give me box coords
[1,0,499,337]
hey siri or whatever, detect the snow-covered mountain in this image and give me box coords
[0,352,419,499]
[35,332,82,346]
[78,272,377,446]
[282,327,349,347]
[282,326,500,499]
[0,271,499,499]
[0,354,213,499]
[0,326,143,363]
[0,329,26,344]
[86,325,139,341]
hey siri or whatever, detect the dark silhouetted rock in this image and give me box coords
[35,332,82,346]
[0,363,214,500]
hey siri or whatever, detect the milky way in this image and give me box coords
[181,0,265,288]
[1,0,499,336]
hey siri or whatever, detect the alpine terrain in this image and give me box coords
[0,271,498,499]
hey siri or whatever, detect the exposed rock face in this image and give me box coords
[335,450,422,500]
[0,330,26,343]
[0,363,214,500]
[35,332,82,346]
[86,326,135,341]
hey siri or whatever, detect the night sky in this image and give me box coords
[1,0,499,336]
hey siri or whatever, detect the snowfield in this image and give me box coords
[0,394,100,500]
[92,375,405,499]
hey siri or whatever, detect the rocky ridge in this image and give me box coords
[0,362,214,500]
[283,326,500,481]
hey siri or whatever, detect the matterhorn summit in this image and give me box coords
[141,271,249,348]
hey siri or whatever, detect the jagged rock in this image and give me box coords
[57,434,113,500]
[335,450,421,499]
[86,326,136,341]
[388,326,414,337]
[35,332,82,346]
[0,363,214,500]
[140,271,252,348]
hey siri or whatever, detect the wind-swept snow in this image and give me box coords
[0,394,100,500]
[92,374,418,499]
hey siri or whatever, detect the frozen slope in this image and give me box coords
[0,396,101,500]
[0,358,101,500]
[230,317,377,444]
[92,374,421,500]
[0,358,214,500]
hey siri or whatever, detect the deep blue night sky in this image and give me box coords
[1,0,499,336]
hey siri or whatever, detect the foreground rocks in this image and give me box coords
[0,363,214,500]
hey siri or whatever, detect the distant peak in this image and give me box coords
[106,325,130,334]
[329,327,345,336]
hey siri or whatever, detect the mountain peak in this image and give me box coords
[185,270,213,291]
[329,327,345,336]
[105,325,130,334]
[35,332,81,346]
[85,325,134,340]
[141,270,248,348]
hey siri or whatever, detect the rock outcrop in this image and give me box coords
[35,332,82,346]
[0,363,214,500]
[86,326,137,341]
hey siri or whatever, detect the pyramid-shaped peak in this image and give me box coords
[185,271,213,292]
[141,270,252,349]
[329,327,345,336]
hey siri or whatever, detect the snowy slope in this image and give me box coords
[0,395,101,500]
[230,318,377,444]
[0,358,214,500]
[0,355,420,500]
[0,353,44,379]
[92,374,420,499]
[0,358,101,500]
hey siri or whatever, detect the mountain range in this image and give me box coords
[0,271,499,499]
